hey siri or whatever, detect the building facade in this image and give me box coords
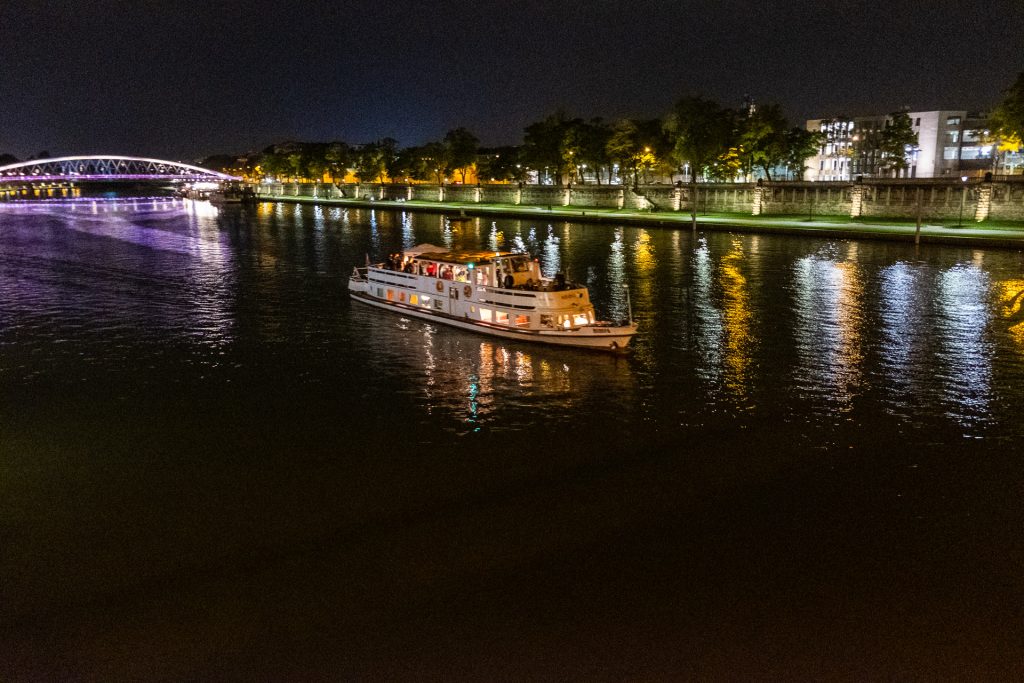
[805,110,1010,181]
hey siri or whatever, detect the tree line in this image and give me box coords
[242,75,1023,186]
[246,98,827,186]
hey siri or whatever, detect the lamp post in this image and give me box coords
[957,175,968,227]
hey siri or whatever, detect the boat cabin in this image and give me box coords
[381,246,567,292]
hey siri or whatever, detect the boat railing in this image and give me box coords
[351,266,369,280]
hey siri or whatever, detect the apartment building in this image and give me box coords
[804,110,1002,181]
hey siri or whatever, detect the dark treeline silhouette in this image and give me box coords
[205,73,1022,184]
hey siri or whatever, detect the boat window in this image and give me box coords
[514,314,530,327]
[433,300,444,310]
[573,313,589,326]
[474,269,488,286]
[399,291,406,302]
[410,294,418,305]
[387,289,394,301]
[420,295,430,306]
[541,314,554,327]
[479,307,492,322]
[495,311,509,324]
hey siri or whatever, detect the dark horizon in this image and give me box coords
[2,0,1022,161]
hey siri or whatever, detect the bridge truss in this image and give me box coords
[0,155,240,183]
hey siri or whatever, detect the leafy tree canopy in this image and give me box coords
[992,70,1024,146]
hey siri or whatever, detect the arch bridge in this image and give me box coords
[0,155,240,183]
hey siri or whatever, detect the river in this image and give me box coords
[2,198,1023,678]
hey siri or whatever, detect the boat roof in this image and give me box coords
[407,247,524,265]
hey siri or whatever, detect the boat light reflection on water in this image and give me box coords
[359,312,638,435]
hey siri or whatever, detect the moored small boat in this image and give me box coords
[348,244,637,352]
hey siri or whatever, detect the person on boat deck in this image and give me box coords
[427,262,437,277]
[441,265,454,280]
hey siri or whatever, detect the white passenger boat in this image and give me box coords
[348,244,638,352]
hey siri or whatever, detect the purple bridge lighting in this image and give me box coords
[0,155,241,183]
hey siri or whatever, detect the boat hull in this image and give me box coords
[349,290,636,352]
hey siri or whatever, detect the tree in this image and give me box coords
[353,142,384,183]
[604,118,670,188]
[0,153,20,166]
[379,138,399,182]
[783,127,826,180]
[991,71,1024,173]
[522,111,578,184]
[476,146,527,183]
[444,128,479,183]
[878,111,918,177]
[739,103,789,180]
[577,118,612,185]
[421,141,452,184]
[664,97,737,181]
[324,142,351,183]
[991,71,1024,145]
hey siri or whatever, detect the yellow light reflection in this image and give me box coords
[719,240,753,400]
[995,278,1024,349]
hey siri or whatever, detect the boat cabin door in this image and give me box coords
[448,285,459,314]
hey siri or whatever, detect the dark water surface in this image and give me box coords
[2,198,1023,679]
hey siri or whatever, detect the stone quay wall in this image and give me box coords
[260,177,1024,223]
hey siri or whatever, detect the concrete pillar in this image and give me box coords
[438,185,445,202]
[850,184,864,218]
[617,188,625,210]
[752,185,765,215]
[563,186,572,206]
[673,187,682,211]
[407,186,413,201]
[975,183,993,222]
[474,186,482,203]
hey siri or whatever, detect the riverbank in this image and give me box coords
[258,193,1024,250]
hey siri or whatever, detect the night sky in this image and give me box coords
[2,0,1022,160]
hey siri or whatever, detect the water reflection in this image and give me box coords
[604,228,627,320]
[0,198,236,358]
[541,226,561,277]
[935,263,992,427]
[692,237,724,385]
[877,261,929,416]
[719,239,754,402]
[792,247,865,412]
[994,277,1024,351]
[354,310,637,436]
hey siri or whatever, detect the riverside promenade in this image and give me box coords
[258,193,1024,250]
